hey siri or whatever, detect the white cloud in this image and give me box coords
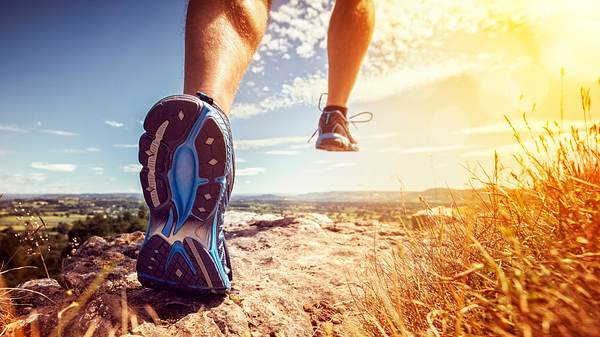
[64,147,101,154]
[288,143,313,150]
[0,150,8,156]
[235,136,306,150]
[0,173,83,193]
[43,129,78,136]
[0,124,29,133]
[236,158,247,163]
[1,123,79,136]
[230,104,262,119]
[236,167,266,176]
[455,119,600,135]
[361,132,398,140]
[121,164,142,173]
[90,167,104,175]
[0,173,48,186]
[463,140,536,158]
[307,161,357,173]
[259,55,518,114]
[378,144,474,154]
[232,73,328,119]
[113,144,138,149]
[264,0,331,59]
[463,128,593,158]
[330,162,357,168]
[105,120,125,128]
[455,123,517,136]
[265,150,300,156]
[30,162,77,172]
[251,65,265,74]
[28,173,48,182]
[234,0,533,119]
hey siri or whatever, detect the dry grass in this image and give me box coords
[0,210,54,336]
[0,273,16,336]
[2,91,599,336]
[346,93,600,336]
[0,194,17,335]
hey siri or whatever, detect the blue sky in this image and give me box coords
[1,0,599,194]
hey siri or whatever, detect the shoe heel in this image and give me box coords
[136,95,233,293]
[137,235,228,293]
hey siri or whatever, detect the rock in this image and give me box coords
[8,211,407,337]
[59,232,144,294]
[15,278,66,312]
[250,217,297,228]
[206,299,249,336]
[132,313,224,337]
[410,206,456,229]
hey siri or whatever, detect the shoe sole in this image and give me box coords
[315,133,358,152]
[136,94,232,294]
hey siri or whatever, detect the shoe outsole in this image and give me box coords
[136,95,232,294]
[315,134,358,152]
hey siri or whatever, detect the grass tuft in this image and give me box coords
[347,91,600,336]
[0,273,15,337]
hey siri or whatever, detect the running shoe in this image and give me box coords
[136,92,234,294]
[312,95,373,152]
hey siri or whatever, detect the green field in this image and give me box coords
[0,214,87,228]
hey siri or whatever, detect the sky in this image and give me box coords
[1,0,599,194]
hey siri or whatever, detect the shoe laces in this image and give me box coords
[308,93,374,143]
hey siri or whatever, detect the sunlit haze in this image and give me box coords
[1,0,599,194]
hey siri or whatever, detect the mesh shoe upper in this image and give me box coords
[318,110,357,144]
[311,93,373,152]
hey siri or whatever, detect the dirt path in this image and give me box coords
[8,211,402,337]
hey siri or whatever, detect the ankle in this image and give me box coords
[183,87,232,113]
[323,105,348,116]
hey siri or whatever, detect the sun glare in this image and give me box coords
[527,0,600,80]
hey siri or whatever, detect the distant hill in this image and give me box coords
[2,189,476,204]
[0,193,142,201]
[231,188,475,204]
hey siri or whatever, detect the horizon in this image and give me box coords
[1,0,600,194]
[1,186,472,197]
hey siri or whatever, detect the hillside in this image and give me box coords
[3,211,403,337]
[2,187,475,205]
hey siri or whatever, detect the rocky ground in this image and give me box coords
[5,211,404,337]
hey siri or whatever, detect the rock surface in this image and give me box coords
[6,211,402,337]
